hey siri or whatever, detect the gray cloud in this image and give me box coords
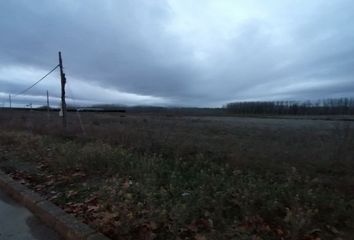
[1,0,354,107]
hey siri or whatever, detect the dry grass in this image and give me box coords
[0,109,353,239]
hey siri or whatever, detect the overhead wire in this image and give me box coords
[6,62,86,133]
[13,64,59,97]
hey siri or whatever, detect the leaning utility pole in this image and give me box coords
[59,51,67,128]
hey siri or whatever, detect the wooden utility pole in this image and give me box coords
[59,51,67,128]
[9,94,11,109]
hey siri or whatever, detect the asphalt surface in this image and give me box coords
[0,189,61,240]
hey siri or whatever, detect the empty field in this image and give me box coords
[0,110,353,239]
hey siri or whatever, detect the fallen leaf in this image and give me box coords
[195,234,206,240]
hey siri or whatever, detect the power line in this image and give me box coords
[13,64,59,97]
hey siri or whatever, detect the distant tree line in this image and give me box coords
[225,98,354,115]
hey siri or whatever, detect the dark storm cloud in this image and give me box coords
[0,1,192,96]
[0,0,354,107]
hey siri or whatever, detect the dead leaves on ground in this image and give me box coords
[4,165,344,240]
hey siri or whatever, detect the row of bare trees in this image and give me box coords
[225,98,354,115]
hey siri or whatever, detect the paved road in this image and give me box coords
[0,189,61,240]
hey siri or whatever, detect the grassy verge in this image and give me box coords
[0,129,353,240]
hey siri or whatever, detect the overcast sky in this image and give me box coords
[1,0,354,107]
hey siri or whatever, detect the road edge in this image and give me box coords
[0,170,110,240]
